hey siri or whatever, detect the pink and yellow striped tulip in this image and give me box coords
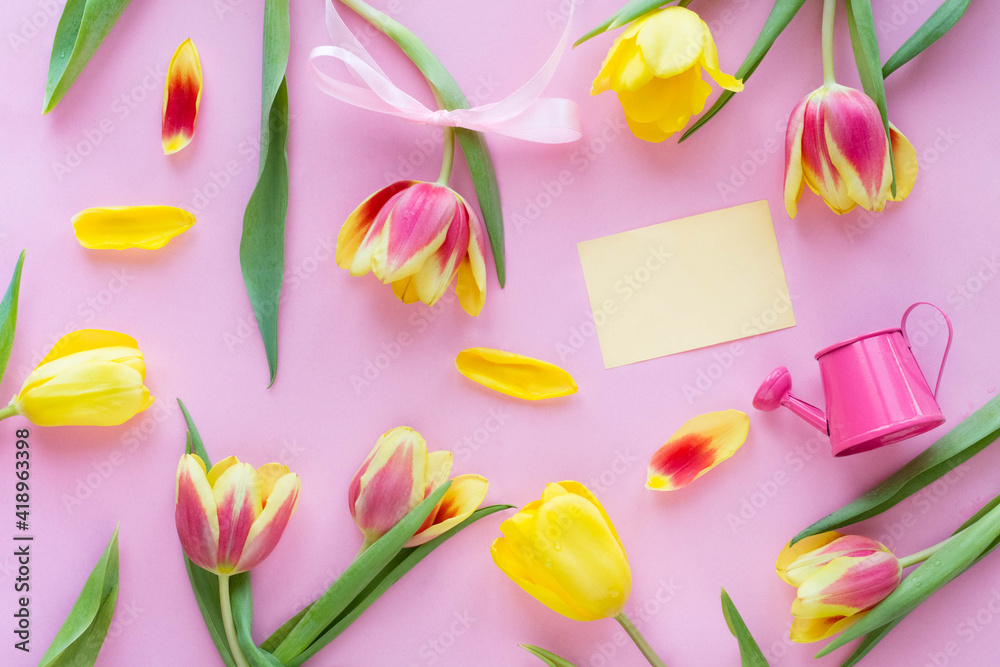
[336,181,488,316]
[784,83,917,218]
[175,454,301,575]
[776,532,901,643]
[348,427,488,548]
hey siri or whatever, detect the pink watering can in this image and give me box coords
[753,303,953,457]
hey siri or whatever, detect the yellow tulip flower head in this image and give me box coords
[591,7,743,143]
[9,330,154,427]
[491,481,631,621]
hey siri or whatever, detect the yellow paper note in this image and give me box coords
[577,200,795,369]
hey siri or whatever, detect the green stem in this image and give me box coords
[0,405,18,421]
[821,0,837,85]
[615,613,667,667]
[436,127,456,185]
[219,574,251,667]
[899,534,960,569]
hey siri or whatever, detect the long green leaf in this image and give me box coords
[883,0,971,78]
[260,604,312,654]
[38,527,119,666]
[720,589,768,667]
[574,0,677,47]
[281,504,513,666]
[817,497,1000,657]
[522,644,579,667]
[271,481,454,662]
[231,574,284,667]
[178,400,237,667]
[680,0,807,142]
[845,0,896,196]
[346,2,506,285]
[792,393,1000,545]
[240,0,290,387]
[43,0,132,113]
[0,250,25,384]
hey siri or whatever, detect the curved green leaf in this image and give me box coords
[38,528,119,666]
[240,0,290,387]
[720,589,768,667]
[680,0,807,142]
[883,0,971,78]
[0,250,25,384]
[44,0,132,113]
[522,644,580,667]
[791,393,1000,545]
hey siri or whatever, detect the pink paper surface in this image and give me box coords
[1,1,999,666]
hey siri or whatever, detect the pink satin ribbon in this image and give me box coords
[309,0,582,144]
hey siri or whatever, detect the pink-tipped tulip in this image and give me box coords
[776,532,901,642]
[336,181,488,316]
[348,426,488,548]
[175,454,301,575]
[784,83,917,218]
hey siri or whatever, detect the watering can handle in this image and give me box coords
[901,302,953,398]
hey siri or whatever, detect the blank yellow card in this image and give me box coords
[577,200,795,369]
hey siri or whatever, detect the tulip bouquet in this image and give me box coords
[177,409,510,666]
[578,0,971,218]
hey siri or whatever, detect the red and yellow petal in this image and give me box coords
[646,410,749,491]
[455,198,488,316]
[350,427,428,542]
[783,535,888,587]
[784,94,810,219]
[233,471,301,572]
[821,84,891,213]
[407,473,488,547]
[162,38,203,155]
[212,462,263,573]
[888,123,918,201]
[412,201,469,306]
[338,181,417,271]
[175,454,220,573]
[369,183,457,282]
[776,531,844,585]
[792,552,901,618]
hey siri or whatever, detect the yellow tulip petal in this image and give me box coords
[391,276,422,304]
[21,345,145,395]
[162,38,203,155]
[455,348,577,400]
[492,536,592,621]
[776,531,843,585]
[646,410,749,491]
[623,116,674,143]
[543,482,628,562]
[16,361,153,426]
[73,206,196,250]
[256,462,292,500]
[790,614,865,643]
[591,35,639,95]
[888,123,918,201]
[407,473,488,547]
[207,456,241,488]
[634,7,705,78]
[612,47,654,93]
[424,450,454,495]
[617,64,709,126]
[698,22,743,92]
[35,330,138,367]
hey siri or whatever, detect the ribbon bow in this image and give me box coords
[309,0,582,144]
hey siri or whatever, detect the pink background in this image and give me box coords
[2,0,999,665]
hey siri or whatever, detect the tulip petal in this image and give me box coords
[455,201,488,316]
[612,46,655,93]
[591,22,646,95]
[234,472,301,572]
[821,86,891,213]
[162,38,203,155]
[790,614,865,643]
[800,94,857,214]
[207,456,240,487]
[212,462,263,573]
[792,552,901,618]
[20,345,146,395]
[544,481,628,560]
[413,201,469,306]
[492,535,590,621]
[338,181,417,272]
[424,450,454,496]
[635,8,705,79]
[351,427,428,541]
[175,454,220,572]
[776,531,843,585]
[698,23,743,92]
[784,535,888,587]
[73,206,196,250]
[888,123,918,201]
[646,410,749,491]
[16,361,153,427]
[256,462,292,499]
[35,330,139,367]
[456,348,578,400]
[784,94,810,219]
[391,276,421,304]
[407,473,487,547]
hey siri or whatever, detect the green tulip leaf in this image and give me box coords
[817,497,1000,657]
[575,0,677,47]
[844,0,896,197]
[178,400,237,667]
[720,589,769,667]
[240,0,290,388]
[522,644,580,667]
[271,481,454,662]
[680,0,808,142]
[43,0,132,114]
[0,250,25,385]
[38,527,119,667]
[344,1,506,286]
[278,504,513,666]
[792,393,1000,545]
[883,0,971,78]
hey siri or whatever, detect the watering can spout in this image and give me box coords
[752,367,829,434]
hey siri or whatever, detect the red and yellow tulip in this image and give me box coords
[348,426,488,548]
[646,410,749,491]
[784,83,917,218]
[162,38,203,155]
[175,454,301,575]
[777,532,901,642]
[337,181,488,316]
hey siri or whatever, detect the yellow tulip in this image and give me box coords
[4,330,154,426]
[591,7,743,143]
